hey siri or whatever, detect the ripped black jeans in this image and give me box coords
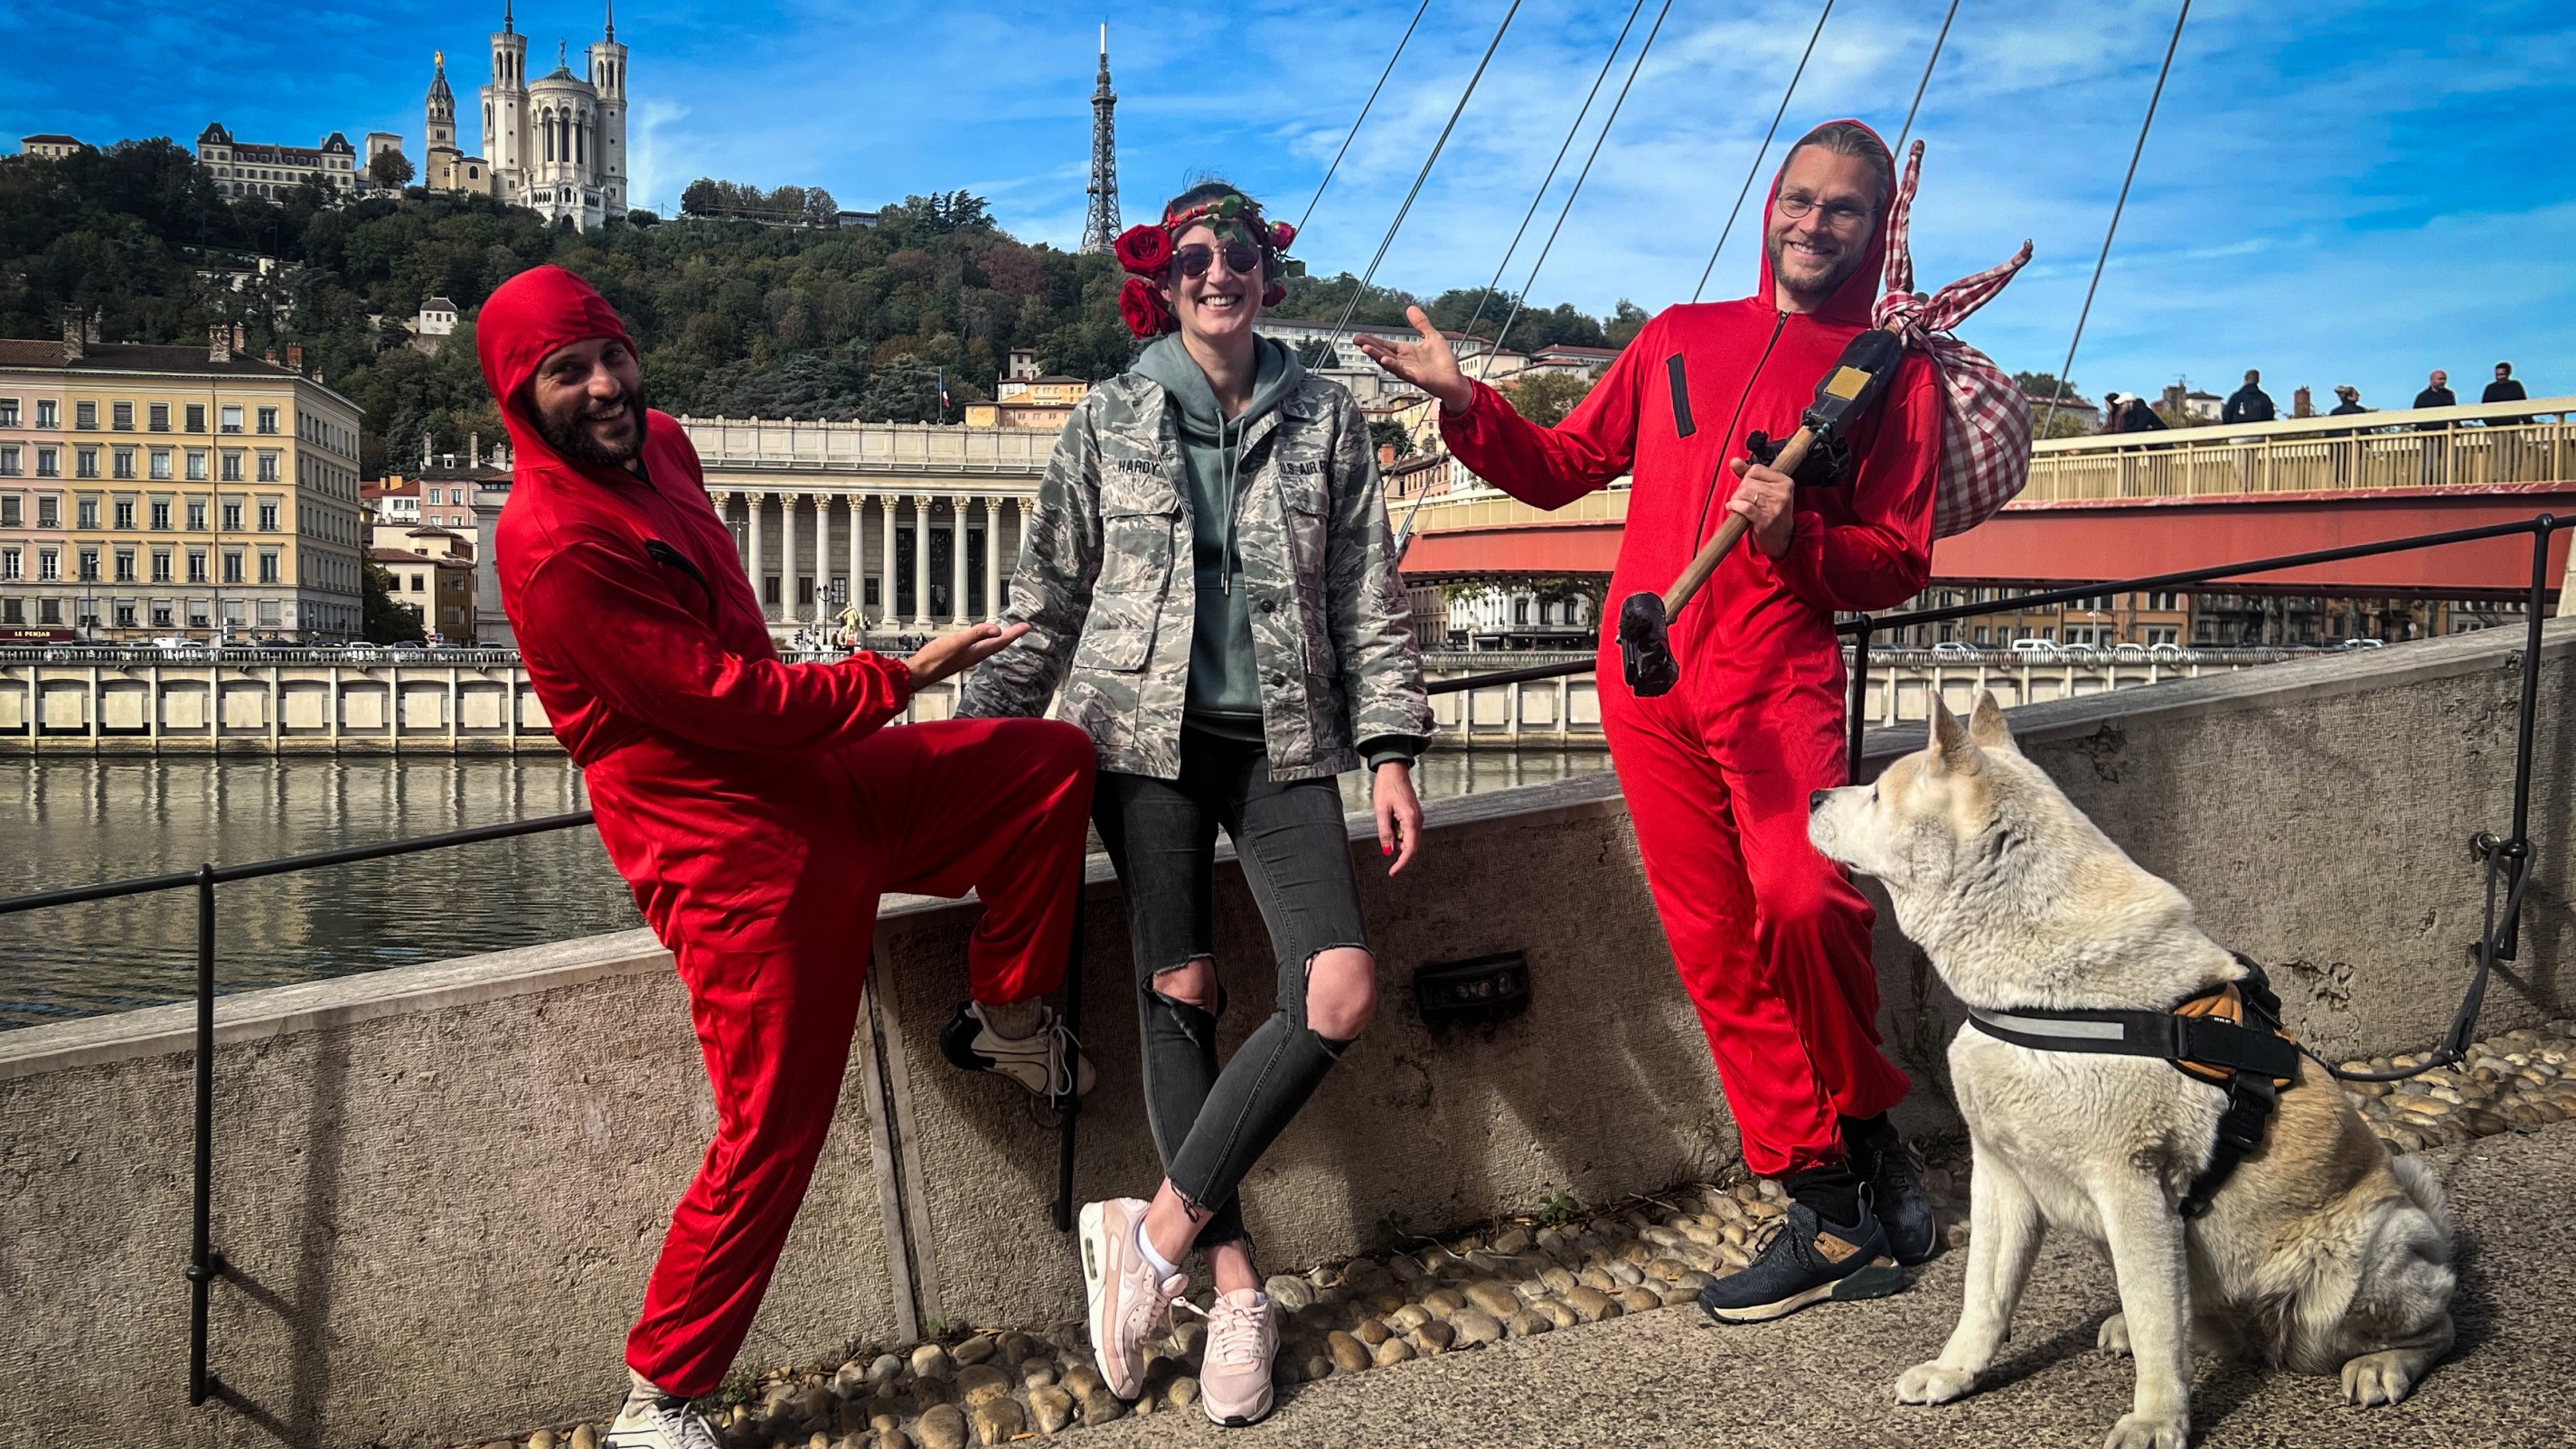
[1093,727,1370,1249]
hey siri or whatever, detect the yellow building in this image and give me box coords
[0,315,366,641]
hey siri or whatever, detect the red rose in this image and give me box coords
[1262,282,1286,308]
[1268,221,1296,252]
[1118,276,1173,338]
[1114,224,1173,277]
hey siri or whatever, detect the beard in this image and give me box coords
[1766,229,1869,305]
[535,387,648,468]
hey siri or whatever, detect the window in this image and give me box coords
[409,572,425,592]
[114,500,134,529]
[186,500,206,531]
[36,400,59,428]
[74,401,98,429]
[0,598,14,624]
[0,495,14,525]
[1973,626,1990,645]
[151,550,172,582]
[184,404,205,433]
[222,550,243,583]
[39,549,60,580]
[221,405,242,434]
[186,550,207,583]
[36,448,58,478]
[149,499,170,531]
[78,549,99,581]
[36,496,56,527]
[77,497,99,528]
[0,399,15,427]
[0,446,16,476]
[220,452,242,483]
[115,603,136,627]
[112,448,135,480]
[187,601,208,627]
[257,407,278,435]
[75,447,99,478]
[221,503,242,531]
[152,603,173,627]
[258,502,278,532]
[149,450,172,481]
[258,551,279,584]
[38,597,59,624]
[0,548,15,579]
[186,451,208,482]
[257,599,280,626]
[113,549,135,582]
[257,453,279,483]
[149,402,170,432]
[111,401,134,430]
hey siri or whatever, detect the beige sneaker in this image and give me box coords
[1197,1288,1279,1426]
[1078,1197,1187,1400]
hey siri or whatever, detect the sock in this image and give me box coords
[978,997,1044,1040]
[1782,1163,1864,1232]
[621,1368,667,1418]
[1840,1112,1900,1174]
[1135,1218,1181,1281]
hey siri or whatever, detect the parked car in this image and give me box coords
[2148,641,2193,661]
[1931,641,1978,661]
[2340,636,2387,650]
[2008,637,2063,660]
[2111,643,2149,663]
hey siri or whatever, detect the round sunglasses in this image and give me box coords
[1173,241,1264,279]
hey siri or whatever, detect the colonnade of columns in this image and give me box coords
[715,490,1020,635]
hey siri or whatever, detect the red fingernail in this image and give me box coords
[1382,844,1392,856]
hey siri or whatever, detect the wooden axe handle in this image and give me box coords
[1659,423,1818,616]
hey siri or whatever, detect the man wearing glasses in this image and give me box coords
[1360,120,1941,1322]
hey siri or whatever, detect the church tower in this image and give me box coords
[483,1,531,203]
[588,1,629,216]
[425,52,456,155]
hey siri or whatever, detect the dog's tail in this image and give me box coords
[2388,1153,2453,1240]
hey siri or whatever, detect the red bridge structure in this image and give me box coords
[1398,396,2576,606]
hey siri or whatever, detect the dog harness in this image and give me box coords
[1963,956,2302,1218]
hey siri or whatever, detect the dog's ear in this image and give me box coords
[1968,692,2017,754]
[1928,697,1981,775]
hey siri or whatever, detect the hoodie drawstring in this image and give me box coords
[1220,412,1242,597]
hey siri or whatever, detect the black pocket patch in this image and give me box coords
[1666,353,1696,438]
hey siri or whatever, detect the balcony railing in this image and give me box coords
[2023,395,2576,502]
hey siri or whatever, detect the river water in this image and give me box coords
[0,748,1612,1031]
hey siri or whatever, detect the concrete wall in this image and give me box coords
[2,618,2566,1449]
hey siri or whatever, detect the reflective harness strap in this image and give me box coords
[1965,956,2299,1218]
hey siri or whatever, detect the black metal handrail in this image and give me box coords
[0,513,2560,1411]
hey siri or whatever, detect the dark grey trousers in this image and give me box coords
[1093,728,1369,1248]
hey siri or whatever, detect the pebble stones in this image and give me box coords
[870,1416,908,1449]
[1506,1307,1554,1337]
[1372,1335,1415,1367]
[912,1404,966,1449]
[951,1364,1011,1407]
[1327,1331,1373,1371]
[1451,1307,1506,1345]
[907,1343,953,1384]
[1264,1273,1318,1313]
[1463,1280,1521,1318]
[1564,1285,1622,1323]
[968,1396,1023,1447]
[1025,1386,1075,1435]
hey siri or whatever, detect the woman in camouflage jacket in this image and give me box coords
[957,182,1430,1427]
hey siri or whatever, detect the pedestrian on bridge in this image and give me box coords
[2221,369,2275,426]
[1362,119,1941,1325]
[479,265,1100,1449]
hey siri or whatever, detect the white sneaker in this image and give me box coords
[604,1397,722,1449]
[942,1000,1095,1097]
[1079,1197,1189,1400]
[1196,1288,1280,1426]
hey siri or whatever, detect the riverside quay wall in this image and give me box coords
[1,645,2299,754]
[2,620,2569,1449]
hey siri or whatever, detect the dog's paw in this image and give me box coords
[2101,1410,2189,1449]
[2096,1313,2130,1356]
[1894,1360,1978,1405]
[2340,1350,2419,1407]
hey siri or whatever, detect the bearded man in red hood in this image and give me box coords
[481,265,1097,1447]
[1363,120,1938,1322]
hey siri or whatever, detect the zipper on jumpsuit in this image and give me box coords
[1688,309,1791,550]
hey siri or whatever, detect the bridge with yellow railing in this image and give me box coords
[1398,395,2576,598]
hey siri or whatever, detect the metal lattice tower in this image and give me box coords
[1081,24,1122,254]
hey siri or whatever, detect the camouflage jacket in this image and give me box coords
[957,370,1431,781]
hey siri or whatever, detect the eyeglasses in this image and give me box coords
[1774,191,1873,231]
[1174,242,1263,279]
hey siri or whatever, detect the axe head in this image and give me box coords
[1618,591,1678,698]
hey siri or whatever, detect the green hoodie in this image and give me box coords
[1130,333,1303,739]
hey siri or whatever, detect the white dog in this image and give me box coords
[1808,693,2454,1449]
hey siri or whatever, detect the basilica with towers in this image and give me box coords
[420,3,629,230]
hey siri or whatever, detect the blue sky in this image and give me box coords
[7,1,2573,408]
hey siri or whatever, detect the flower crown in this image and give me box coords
[1112,193,1297,338]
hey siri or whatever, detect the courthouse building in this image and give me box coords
[194,125,361,200]
[0,315,367,641]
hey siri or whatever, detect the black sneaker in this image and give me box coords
[1696,1200,1905,1324]
[1847,1117,1939,1267]
[941,1001,1095,1098]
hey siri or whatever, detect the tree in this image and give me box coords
[362,562,424,643]
[1368,419,1414,459]
[369,149,415,190]
[1503,369,1597,428]
[1604,299,1650,348]
[1296,336,1340,369]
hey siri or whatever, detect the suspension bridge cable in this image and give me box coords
[1326,0,1528,343]
[1891,0,1961,156]
[2042,0,2191,434]
[1483,0,1678,369]
[1453,0,1652,353]
[1689,0,1837,303]
[1293,0,1435,240]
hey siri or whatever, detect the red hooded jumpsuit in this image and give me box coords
[483,266,1095,1397]
[1441,127,1935,1179]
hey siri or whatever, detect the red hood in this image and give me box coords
[1750,118,1893,325]
[475,264,643,484]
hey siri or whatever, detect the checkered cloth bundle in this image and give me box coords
[1870,140,2035,539]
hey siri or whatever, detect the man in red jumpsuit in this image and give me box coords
[1361,120,1938,1322]
[481,266,1098,1446]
